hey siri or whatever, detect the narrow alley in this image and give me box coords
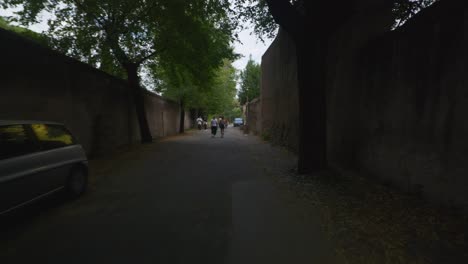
[0,127,342,264]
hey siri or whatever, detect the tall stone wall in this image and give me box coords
[0,28,191,156]
[261,29,299,151]
[261,0,468,208]
[144,92,189,139]
[245,98,261,135]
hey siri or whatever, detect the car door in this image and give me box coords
[30,123,80,191]
[0,124,42,213]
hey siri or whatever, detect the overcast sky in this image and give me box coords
[232,25,273,71]
[0,7,273,73]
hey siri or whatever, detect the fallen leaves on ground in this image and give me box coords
[271,168,468,264]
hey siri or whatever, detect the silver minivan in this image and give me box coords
[0,121,88,215]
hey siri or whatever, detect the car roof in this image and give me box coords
[0,120,64,126]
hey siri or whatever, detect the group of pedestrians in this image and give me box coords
[196,117,208,130]
[196,116,229,138]
[210,117,227,138]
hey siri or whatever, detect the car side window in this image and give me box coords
[0,125,37,160]
[31,124,76,151]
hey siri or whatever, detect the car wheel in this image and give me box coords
[66,168,88,198]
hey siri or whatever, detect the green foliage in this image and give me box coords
[205,59,238,116]
[153,62,200,107]
[238,56,261,105]
[233,0,278,41]
[0,16,49,46]
[2,0,239,139]
[155,58,240,120]
[2,0,237,82]
[224,98,242,122]
[261,130,271,141]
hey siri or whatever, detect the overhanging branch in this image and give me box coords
[265,0,303,38]
[136,50,158,65]
[71,0,106,27]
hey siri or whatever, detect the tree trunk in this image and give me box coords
[265,0,388,174]
[125,63,153,143]
[179,101,185,133]
[263,0,328,174]
[296,35,328,174]
[192,108,199,128]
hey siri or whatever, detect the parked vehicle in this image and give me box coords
[233,118,244,127]
[0,121,88,215]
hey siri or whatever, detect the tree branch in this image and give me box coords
[136,49,158,65]
[104,33,130,66]
[71,0,106,27]
[264,0,303,38]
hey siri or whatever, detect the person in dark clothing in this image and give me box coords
[219,117,225,138]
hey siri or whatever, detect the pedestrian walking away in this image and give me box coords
[196,116,203,130]
[210,117,218,137]
[219,117,225,138]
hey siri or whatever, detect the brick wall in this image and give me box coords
[0,28,191,156]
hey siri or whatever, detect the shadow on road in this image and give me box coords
[0,191,77,239]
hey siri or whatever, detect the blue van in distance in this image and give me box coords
[233,118,243,127]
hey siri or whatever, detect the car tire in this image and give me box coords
[66,167,88,198]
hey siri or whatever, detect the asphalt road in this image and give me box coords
[0,127,343,264]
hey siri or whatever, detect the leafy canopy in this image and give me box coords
[237,56,260,105]
[2,0,237,85]
[205,59,239,117]
[155,58,239,119]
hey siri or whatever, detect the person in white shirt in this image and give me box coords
[210,117,218,137]
[196,117,203,130]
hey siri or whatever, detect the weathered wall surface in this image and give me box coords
[261,1,468,208]
[0,28,190,156]
[144,92,191,139]
[261,29,299,151]
[350,1,468,207]
[245,98,261,135]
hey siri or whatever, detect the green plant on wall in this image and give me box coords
[261,131,271,141]
[0,16,49,46]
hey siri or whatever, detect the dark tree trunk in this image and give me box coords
[179,101,185,133]
[191,108,198,128]
[265,0,328,173]
[124,63,152,143]
[295,35,328,174]
[265,0,392,174]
